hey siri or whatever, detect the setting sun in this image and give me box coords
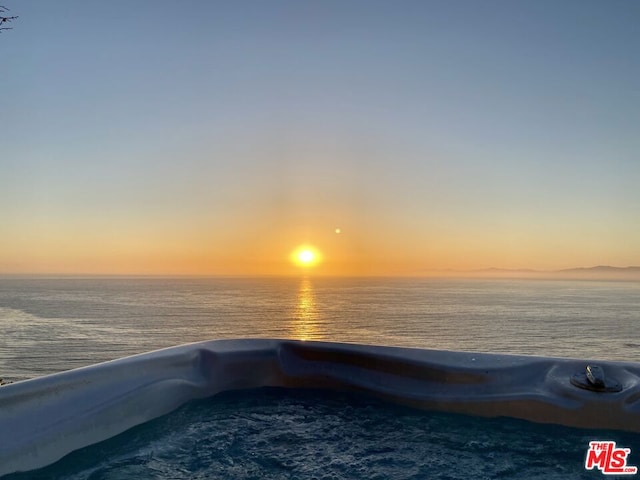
[291,246,322,268]
[299,250,315,263]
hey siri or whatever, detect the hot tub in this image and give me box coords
[1,339,639,477]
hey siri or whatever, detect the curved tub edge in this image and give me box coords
[1,339,640,476]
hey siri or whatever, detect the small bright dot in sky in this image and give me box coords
[335,228,341,234]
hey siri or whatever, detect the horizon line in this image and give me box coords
[1,265,640,280]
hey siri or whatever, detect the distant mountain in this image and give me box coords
[474,268,542,274]
[554,266,640,279]
[421,266,640,279]
[558,265,640,273]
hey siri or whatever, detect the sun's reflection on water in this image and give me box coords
[291,277,319,341]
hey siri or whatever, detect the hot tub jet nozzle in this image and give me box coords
[571,364,622,393]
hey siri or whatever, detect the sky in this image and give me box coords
[1,1,639,276]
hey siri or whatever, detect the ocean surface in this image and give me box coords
[1,276,639,383]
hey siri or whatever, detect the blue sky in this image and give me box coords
[1,1,639,275]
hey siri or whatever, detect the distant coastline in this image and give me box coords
[428,266,640,280]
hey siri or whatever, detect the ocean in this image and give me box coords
[1,276,639,383]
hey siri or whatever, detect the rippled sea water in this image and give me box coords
[1,276,639,383]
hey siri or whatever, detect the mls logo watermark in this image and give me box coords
[585,441,638,475]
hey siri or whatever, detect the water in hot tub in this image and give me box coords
[5,388,634,480]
